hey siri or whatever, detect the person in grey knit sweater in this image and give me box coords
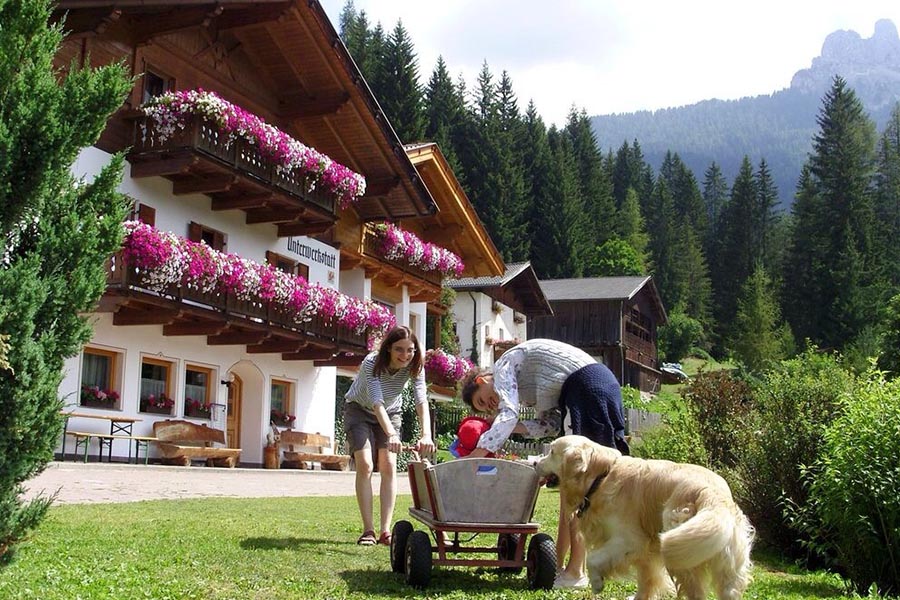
[460,338,627,590]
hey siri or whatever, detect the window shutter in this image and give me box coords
[188,222,202,243]
[214,231,226,252]
[266,251,276,266]
[138,204,156,226]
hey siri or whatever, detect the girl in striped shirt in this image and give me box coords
[344,326,435,546]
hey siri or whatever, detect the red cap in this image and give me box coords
[456,416,495,458]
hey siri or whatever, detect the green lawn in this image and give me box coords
[0,491,877,600]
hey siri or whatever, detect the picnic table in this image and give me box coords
[60,411,146,463]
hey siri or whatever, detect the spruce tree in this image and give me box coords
[729,265,793,371]
[873,103,900,292]
[522,102,555,260]
[378,21,424,143]
[612,187,650,268]
[0,0,131,563]
[796,77,879,350]
[645,178,679,309]
[565,108,615,251]
[423,56,466,178]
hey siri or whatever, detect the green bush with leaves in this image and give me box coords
[793,371,900,595]
[683,370,752,470]
[631,398,709,467]
[737,347,853,555]
[658,309,705,363]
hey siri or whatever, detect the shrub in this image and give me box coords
[658,310,705,364]
[794,371,900,595]
[631,398,709,467]
[737,348,852,556]
[682,371,752,470]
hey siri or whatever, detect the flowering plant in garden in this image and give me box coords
[142,393,175,411]
[80,385,119,406]
[140,89,366,209]
[424,349,475,385]
[270,408,296,426]
[122,222,395,338]
[372,223,465,278]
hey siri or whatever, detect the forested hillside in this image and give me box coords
[337,2,900,372]
[591,19,900,208]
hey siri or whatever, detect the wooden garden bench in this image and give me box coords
[280,430,350,471]
[152,419,241,467]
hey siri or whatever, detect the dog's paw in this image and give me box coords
[589,572,605,592]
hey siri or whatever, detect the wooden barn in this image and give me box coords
[528,276,668,393]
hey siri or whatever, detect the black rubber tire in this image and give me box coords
[405,530,432,588]
[497,533,523,573]
[526,533,557,590]
[390,520,414,574]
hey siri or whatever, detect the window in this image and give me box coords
[80,347,122,410]
[184,365,213,419]
[188,221,227,252]
[139,357,175,414]
[141,69,174,104]
[265,252,309,280]
[270,379,295,427]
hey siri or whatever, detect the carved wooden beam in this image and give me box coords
[246,340,307,354]
[163,322,226,336]
[282,348,336,361]
[245,208,305,225]
[278,92,351,119]
[129,154,198,178]
[173,174,238,196]
[131,6,223,44]
[113,307,180,326]
[53,8,121,37]
[313,354,366,367]
[206,331,270,346]
[421,223,464,247]
[363,177,401,197]
[211,193,273,211]
[276,221,334,237]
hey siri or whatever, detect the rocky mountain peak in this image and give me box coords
[790,18,900,109]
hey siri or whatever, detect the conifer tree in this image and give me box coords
[378,21,424,143]
[565,108,616,251]
[0,0,131,563]
[645,178,679,308]
[753,159,780,270]
[522,102,555,257]
[423,56,466,179]
[789,77,879,350]
[729,265,793,371]
[612,187,650,267]
[873,104,900,291]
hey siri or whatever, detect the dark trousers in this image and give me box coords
[559,362,630,455]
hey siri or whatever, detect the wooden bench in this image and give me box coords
[280,430,350,471]
[152,420,241,467]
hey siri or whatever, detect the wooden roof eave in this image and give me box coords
[405,144,504,278]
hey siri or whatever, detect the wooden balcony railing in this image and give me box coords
[130,114,335,217]
[361,225,444,287]
[105,253,368,352]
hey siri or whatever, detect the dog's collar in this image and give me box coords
[575,459,616,518]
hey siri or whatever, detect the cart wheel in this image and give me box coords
[526,533,557,590]
[497,533,523,574]
[390,520,413,573]
[405,530,432,588]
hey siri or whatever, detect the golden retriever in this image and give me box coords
[536,435,754,600]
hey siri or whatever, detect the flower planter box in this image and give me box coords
[80,399,117,410]
[270,418,294,428]
[141,405,173,416]
[185,409,212,419]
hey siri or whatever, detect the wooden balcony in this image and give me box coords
[100,254,369,360]
[128,114,336,237]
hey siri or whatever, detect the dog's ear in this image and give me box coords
[562,442,592,477]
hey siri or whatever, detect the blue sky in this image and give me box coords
[321,0,900,127]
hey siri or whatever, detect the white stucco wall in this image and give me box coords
[62,146,418,465]
[450,292,524,370]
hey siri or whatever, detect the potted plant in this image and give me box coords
[80,385,119,409]
[270,408,296,428]
[185,397,212,419]
[140,393,175,415]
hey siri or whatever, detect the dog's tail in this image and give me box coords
[660,502,751,572]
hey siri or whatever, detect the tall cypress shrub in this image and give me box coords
[0,0,131,563]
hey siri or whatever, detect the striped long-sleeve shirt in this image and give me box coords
[344,352,427,415]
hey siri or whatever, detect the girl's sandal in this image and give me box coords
[377,531,392,546]
[357,530,376,546]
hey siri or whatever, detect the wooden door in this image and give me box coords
[226,375,242,448]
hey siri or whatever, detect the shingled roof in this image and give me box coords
[449,262,552,316]
[539,276,667,323]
